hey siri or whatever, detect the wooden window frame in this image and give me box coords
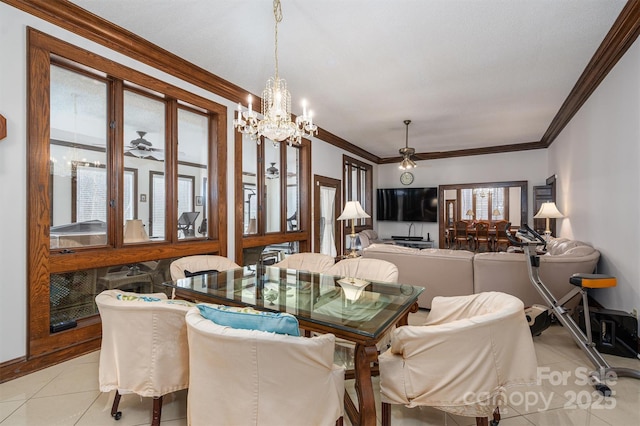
[342,155,373,232]
[234,134,312,264]
[26,29,228,367]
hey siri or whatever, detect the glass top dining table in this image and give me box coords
[163,265,423,426]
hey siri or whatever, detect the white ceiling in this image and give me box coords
[70,0,626,159]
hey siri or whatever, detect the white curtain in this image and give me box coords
[320,187,337,257]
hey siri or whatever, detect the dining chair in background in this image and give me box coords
[474,221,491,252]
[324,257,398,284]
[169,255,240,280]
[324,257,399,351]
[273,252,336,273]
[493,220,512,252]
[454,220,472,250]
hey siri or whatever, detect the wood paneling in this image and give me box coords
[0,114,6,140]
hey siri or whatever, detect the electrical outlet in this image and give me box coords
[632,308,638,319]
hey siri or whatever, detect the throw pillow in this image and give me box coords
[196,303,300,336]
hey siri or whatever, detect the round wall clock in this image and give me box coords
[400,171,414,185]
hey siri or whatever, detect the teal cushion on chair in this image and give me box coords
[196,303,300,336]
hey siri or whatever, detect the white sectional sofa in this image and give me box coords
[362,238,600,308]
[362,244,474,308]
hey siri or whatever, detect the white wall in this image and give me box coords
[549,37,640,319]
[376,150,548,244]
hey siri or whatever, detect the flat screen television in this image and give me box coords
[377,187,438,222]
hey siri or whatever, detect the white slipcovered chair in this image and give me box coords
[324,257,398,283]
[379,292,538,426]
[95,290,192,426]
[324,257,399,350]
[273,252,336,273]
[169,254,240,280]
[185,307,345,426]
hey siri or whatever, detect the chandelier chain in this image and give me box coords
[233,0,317,145]
[273,0,282,80]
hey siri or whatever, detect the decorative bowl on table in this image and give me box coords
[337,277,369,301]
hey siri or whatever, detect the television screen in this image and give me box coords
[377,187,438,222]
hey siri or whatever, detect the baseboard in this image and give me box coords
[0,339,100,383]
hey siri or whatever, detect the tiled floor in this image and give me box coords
[1,310,638,425]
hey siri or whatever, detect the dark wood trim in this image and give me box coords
[0,114,6,140]
[25,29,229,376]
[378,141,545,164]
[541,0,640,146]
[5,0,364,161]
[313,175,342,255]
[342,155,373,231]
[234,135,311,263]
[7,1,639,163]
[437,180,528,247]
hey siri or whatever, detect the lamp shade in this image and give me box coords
[534,202,564,219]
[337,201,371,221]
[123,219,149,243]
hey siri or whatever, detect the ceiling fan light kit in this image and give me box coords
[399,119,417,170]
[126,131,164,161]
[233,0,317,147]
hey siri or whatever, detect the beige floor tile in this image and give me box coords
[388,404,458,426]
[505,384,571,416]
[524,406,612,425]
[0,401,24,423]
[2,319,639,426]
[584,376,640,426]
[0,366,62,403]
[33,362,99,398]
[0,391,99,426]
[75,389,187,426]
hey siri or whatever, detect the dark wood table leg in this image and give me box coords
[352,343,379,426]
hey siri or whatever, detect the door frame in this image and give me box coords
[313,175,342,256]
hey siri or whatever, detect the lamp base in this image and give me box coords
[345,232,360,258]
[345,250,360,258]
[543,231,552,242]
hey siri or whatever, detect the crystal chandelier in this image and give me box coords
[234,0,317,146]
[398,119,417,170]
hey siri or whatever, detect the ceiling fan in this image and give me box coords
[125,131,164,161]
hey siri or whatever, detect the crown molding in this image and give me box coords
[5,0,640,163]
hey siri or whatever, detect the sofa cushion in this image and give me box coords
[363,245,474,308]
[366,243,420,254]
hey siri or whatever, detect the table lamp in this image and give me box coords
[466,209,474,220]
[534,202,564,241]
[338,201,370,258]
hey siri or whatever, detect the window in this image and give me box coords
[71,163,137,223]
[343,155,373,229]
[50,63,108,248]
[29,30,227,362]
[236,134,311,262]
[460,187,507,222]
